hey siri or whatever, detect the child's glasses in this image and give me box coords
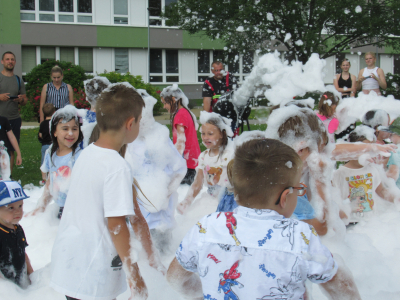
[275,183,307,205]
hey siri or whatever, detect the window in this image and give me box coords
[41,47,56,63]
[79,48,93,73]
[60,47,75,63]
[148,0,177,27]
[150,49,179,83]
[21,46,37,74]
[115,49,129,73]
[20,0,92,23]
[394,55,400,75]
[114,0,128,24]
[197,50,253,83]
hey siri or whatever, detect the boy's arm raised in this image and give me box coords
[167,258,203,300]
[108,216,148,299]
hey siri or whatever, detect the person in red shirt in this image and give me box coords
[161,85,201,185]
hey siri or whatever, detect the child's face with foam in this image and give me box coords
[0,200,23,229]
[54,118,79,151]
[201,123,223,150]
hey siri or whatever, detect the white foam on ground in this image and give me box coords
[1,184,400,299]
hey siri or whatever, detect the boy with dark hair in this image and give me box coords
[50,83,148,300]
[167,138,361,300]
[38,103,55,185]
[0,181,32,288]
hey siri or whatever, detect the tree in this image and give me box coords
[165,0,400,63]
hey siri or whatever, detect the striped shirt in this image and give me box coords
[46,82,70,109]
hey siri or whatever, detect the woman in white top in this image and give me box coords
[357,52,387,95]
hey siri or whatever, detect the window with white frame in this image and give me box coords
[115,48,129,73]
[114,0,128,24]
[21,46,37,74]
[149,49,179,83]
[20,0,93,23]
[79,48,93,73]
[148,0,177,27]
[21,46,93,75]
[197,50,253,83]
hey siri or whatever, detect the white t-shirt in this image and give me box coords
[332,164,381,221]
[196,146,234,197]
[50,144,135,300]
[176,207,338,300]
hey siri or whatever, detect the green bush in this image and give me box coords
[24,60,88,118]
[384,73,400,99]
[98,72,163,115]
[20,100,36,121]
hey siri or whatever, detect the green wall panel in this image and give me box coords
[0,0,21,44]
[182,31,225,50]
[97,26,147,48]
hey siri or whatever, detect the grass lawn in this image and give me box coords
[15,123,268,186]
[13,128,42,186]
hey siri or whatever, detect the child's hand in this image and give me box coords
[16,155,22,165]
[128,276,148,300]
[149,254,167,276]
[177,198,192,215]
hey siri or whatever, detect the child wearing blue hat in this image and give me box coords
[0,181,33,288]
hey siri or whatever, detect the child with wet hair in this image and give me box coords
[332,130,400,223]
[266,105,397,235]
[81,76,111,148]
[160,84,200,185]
[316,91,340,143]
[167,139,361,300]
[26,105,83,219]
[177,111,234,214]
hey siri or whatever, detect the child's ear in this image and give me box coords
[279,189,290,209]
[126,117,135,129]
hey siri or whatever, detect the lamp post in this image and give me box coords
[147,7,151,83]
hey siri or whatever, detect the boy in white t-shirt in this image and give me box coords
[50,84,148,300]
[332,130,400,223]
[167,139,361,300]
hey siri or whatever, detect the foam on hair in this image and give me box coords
[96,82,145,132]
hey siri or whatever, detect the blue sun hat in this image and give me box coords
[0,181,29,207]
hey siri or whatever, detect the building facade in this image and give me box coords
[1,0,399,99]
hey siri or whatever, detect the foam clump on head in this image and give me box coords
[199,111,233,137]
[265,105,326,153]
[83,76,111,107]
[362,109,389,128]
[350,125,376,142]
[50,104,80,127]
[160,84,189,107]
[136,88,156,133]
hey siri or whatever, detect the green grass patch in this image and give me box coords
[13,128,42,186]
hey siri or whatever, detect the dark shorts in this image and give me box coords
[181,168,196,185]
[8,117,21,152]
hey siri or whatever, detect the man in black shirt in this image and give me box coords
[202,61,237,112]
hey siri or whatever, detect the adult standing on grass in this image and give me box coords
[39,66,73,123]
[0,51,27,175]
[357,52,387,95]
